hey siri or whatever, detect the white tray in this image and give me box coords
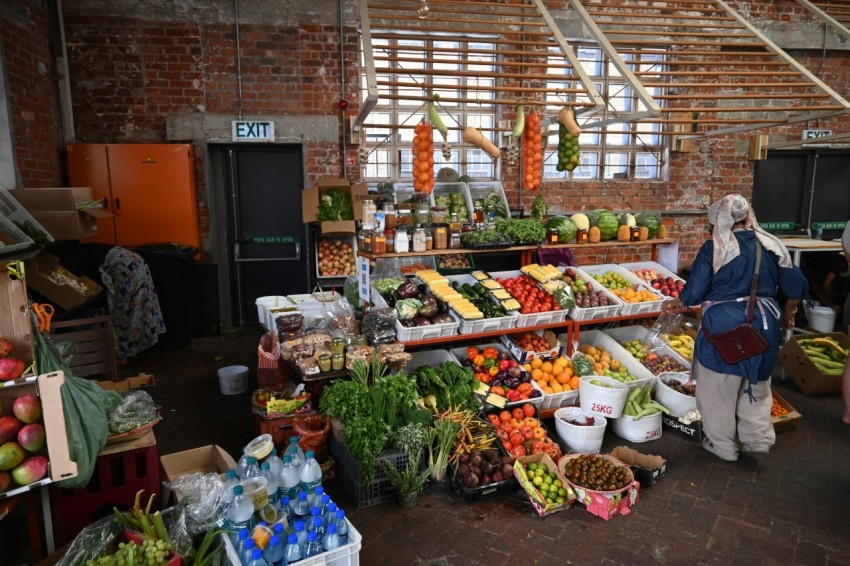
[558,329,655,390]
[0,188,54,245]
[370,285,460,342]
[620,260,685,285]
[487,270,568,326]
[566,267,624,321]
[406,349,459,373]
[442,274,521,334]
[603,325,692,372]
[577,264,664,316]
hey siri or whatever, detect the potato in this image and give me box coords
[318,238,355,277]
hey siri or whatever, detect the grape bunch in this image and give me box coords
[86,539,173,566]
[556,124,580,172]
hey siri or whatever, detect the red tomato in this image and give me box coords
[509,445,527,459]
[511,407,525,420]
[522,403,536,418]
[509,431,524,447]
[499,410,511,423]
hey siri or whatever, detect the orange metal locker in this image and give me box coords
[66,144,200,249]
[66,144,114,244]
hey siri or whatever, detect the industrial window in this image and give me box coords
[544,46,666,181]
[359,37,498,181]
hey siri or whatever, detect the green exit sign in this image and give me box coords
[232,120,275,142]
[812,222,847,230]
[761,221,796,230]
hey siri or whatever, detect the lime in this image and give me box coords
[528,463,538,472]
[532,475,543,487]
[556,496,565,504]
[552,479,562,489]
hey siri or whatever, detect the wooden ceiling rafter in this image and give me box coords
[567,0,850,137]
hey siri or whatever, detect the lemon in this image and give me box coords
[532,475,543,487]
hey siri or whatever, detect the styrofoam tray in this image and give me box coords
[576,264,664,315]
[558,329,655,390]
[603,325,692,371]
[566,267,624,321]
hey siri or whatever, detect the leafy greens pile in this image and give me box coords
[316,189,354,221]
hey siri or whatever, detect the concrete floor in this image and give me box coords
[6,328,850,564]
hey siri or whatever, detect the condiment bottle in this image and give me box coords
[361,199,376,224]
[434,226,448,250]
[372,231,386,254]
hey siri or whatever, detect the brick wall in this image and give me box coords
[0,1,63,187]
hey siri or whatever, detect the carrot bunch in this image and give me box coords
[523,110,543,191]
[412,120,435,194]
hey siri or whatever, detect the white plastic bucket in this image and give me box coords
[579,376,630,418]
[554,407,607,454]
[611,412,663,443]
[255,296,288,330]
[805,304,837,333]
[218,365,249,395]
[656,372,696,417]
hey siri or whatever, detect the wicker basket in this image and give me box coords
[106,415,162,445]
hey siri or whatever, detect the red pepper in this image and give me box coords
[506,389,521,402]
[498,359,510,372]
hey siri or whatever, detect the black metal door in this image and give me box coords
[222,145,308,325]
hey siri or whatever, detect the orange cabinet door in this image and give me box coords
[106,144,200,249]
[66,143,116,245]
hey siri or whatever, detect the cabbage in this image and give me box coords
[544,215,577,242]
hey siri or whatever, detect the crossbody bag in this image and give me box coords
[702,243,769,364]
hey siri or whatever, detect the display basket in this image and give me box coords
[566,267,623,321]
[315,235,357,280]
[436,253,476,275]
[405,348,458,373]
[513,452,576,517]
[579,376,630,419]
[611,411,663,443]
[0,216,36,257]
[0,188,54,246]
[375,255,436,277]
[467,181,510,220]
[463,240,513,250]
[449,455,517,503]
[370,284,459,342]
[553,407,607,454]
[603,325,692,372]
[449,309,518,335]
[771,388,802,432]
[430,182,474,222]
[557,453,640,520]
[487,269,568,327]
[391,182,423,205]
[535,386,579,412]
[559,329,655,390]
[576,264,664,315]
[655,372,696,417]
[620,260,686,286]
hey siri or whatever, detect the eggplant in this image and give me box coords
[491,378,504,387]
[506,377,521,390]
[418,295,439,318]
[497,370,509,381]
[382,293,397,308]
[400,319,415,328]
[436,298,449,314]
[431,313,454,324]
[520,373,531,384]
[507,366,522,379]
[395,279,420,299]
[417,283,428,295]
[413,316,432,326]
[530,389,542,398]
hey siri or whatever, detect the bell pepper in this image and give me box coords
[498,359,511,372]
[483,357,497,369]
[467,346,481,360]
[488,366,499,377]
[475,372,491,384]
[483,346,500,360]
[472,354,486,368]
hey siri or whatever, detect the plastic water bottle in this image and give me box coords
[308,507,321,528]
[291,491,311,520]
[322,522,341,552]
[318,494,331,518]
[226,485,256,543]
[310,486,326,508]
[239,538,256,566]
[243,456,261,479]
[304,530,323,558]
[335,509,349,545]
[285,436,304,470]
[235,529,250,562]
[261,462,279,509]
[236,452,250,479]
[272,522,285,539]
[223,469,239,504]
[263,534,285,566]
[246,547,268,566]
[299,450,322,495]
[278,496,291,527]
[278,455,301,501]
[310,515,325,539]
[293,520,308,551]
[322,502,337,527]
[283,533,302,564]
[265,450,283,480]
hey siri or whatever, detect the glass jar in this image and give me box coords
[473,206,484,224]
[361,199,376,224]
[372,232,386,255]
[317,354,332,373]
[546,228,560,245]
[357,230,366,250]
[331,337,345,356]
[397,206,412,227]
[385,229,395,253]
[425,231,433,250]
[434,226,448,249]
[416,200,430,225]
[331,353,345,371]
[449,229,462,249]
[395,228,410,253]
[413,228,427,252]
[430,206,446,224]
[576,228,588,244]
[362,229,374,253]
[385,208,397,230]
[630,226,640,242]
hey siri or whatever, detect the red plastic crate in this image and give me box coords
[49,436,160,547]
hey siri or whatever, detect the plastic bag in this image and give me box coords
[293,415,332,461]
[163,472,228,537]
[56,515,122,566]
[362,307,398,345]
[109,390,158,434]
[645,310,687,353]
[570,342,596,377]
[343,275,363,312]
[323,296,359,337]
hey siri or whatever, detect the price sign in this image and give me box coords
[357,255,371,304]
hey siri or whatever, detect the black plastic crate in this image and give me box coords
[328,434,411,508]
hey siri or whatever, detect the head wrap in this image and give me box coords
[707,194,793,273]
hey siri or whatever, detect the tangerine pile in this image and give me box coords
[523,356,580,394]
[610,287,661,303]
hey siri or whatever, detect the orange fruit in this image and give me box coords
[556,373,570,385]
[551,382,563,393]
[523,363,532,373]
[531,358,543,370]
[531,368,543,381]
[541,361,553,374]
[570,376,580,389]
[551,364,564,377]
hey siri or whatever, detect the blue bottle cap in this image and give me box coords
[311,507,320,516]
[295,520,305,531]
[252,548,262,560]
[305,450,315,459]
[313,516,322,527]
[261,461,270,470]
[336,509,345,518]
[327,523,337,534]
[226,469,236,479]
[245,539,255,549]
[298,492,308,500]
[322,495,331,504]
[308,531,317,542]
[233,485,243,495]
[283,454,292,463]
[315,486,324,495]
[288,533,298,544]
[269,535,280,546]
[274,523,284,534]
[247,456,257,465]
[238,528,248,540]
[289,436,298,444]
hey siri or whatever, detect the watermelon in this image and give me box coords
[595,210,619,241]
[545,215,577,243]
[638,213,661,239]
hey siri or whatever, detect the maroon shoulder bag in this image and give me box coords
[702,243,769,364]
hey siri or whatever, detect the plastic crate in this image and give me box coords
[328,434,415,508]
[619,260,685,286]
[603,325,692,371]
[567,267,624,321]
[536,386,580,411]
[431,182,473,222]
[442,273,521,334]
[436,253,475,275]
[391,182,423,205]
[374,255,436,277]
[222,520,362,565]
[0,188,54,245]
[486,270,569,327]
[50,437,160,548]
[406,348,458,373]
[577,264,664,315]
[467,181,510,220]
[0,216,35,256]
[558,329,655,390]
[369,284,459,341]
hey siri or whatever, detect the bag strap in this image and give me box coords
[745,242,762,324]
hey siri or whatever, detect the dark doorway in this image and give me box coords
[221,145,308,325]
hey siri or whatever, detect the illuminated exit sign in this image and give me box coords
[232,121,275,142]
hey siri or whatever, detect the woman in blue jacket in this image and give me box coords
[664,195,808,462]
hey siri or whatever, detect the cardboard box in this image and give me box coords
[662,414,703,442]
[771,389,802,432]
[513,452,576,516]
[301,178,370,235]
[9,187,112,241]
[779,332,847,395]
[0,262,34,372]
[562,454,639,521]
[609,446,667,487]
[0,372,78,500]
[97,373,156,401]
[500,330,563,364]
[24,250,103,311]
[159,444,238,506]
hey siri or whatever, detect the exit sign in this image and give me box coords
[232,121,275,142]
[803,129,832,140]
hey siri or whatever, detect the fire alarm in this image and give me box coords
[339,99,349,110]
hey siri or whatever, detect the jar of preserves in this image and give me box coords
[425,231,433,250]
[630,226,640,242]
[449,228,462,249]
[317,354,332,373]
[397,206,412,227]
[331,337,345,356]
[546,228,560,245]
[434,226,448,249]
[385,207,397,230]
[331,353,345,371]
[385,229,395,253]
[362,229,374,253]
[430,206,446,224]
[361,199,376,224]
[576,228,588,244]
[412,228,427,252]
[473,206,484,224]
[357,230,366,250]
[416,199,431,225]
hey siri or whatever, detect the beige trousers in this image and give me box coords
[694,360,775,459]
